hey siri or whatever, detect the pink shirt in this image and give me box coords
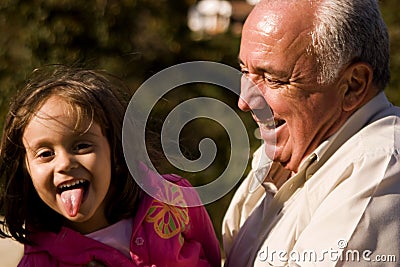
[19,174,221,267]
[86,218,133,258]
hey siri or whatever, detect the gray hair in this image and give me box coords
[311,0,390,89]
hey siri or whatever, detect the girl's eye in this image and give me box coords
[74,143,93,153]
[37,150,54,159]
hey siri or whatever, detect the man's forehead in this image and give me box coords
[247,0,316,35]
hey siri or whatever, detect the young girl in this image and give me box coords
[0,66,221,266]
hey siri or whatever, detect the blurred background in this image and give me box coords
[0,0,399,253]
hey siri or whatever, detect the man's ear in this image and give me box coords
[340,62,373,112]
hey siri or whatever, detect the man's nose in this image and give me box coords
[238,74,268,112]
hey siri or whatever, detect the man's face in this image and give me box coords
[239,1,347,173]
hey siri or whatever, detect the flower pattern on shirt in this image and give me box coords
[145,183,189,242]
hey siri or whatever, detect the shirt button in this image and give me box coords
[135,237,144,246]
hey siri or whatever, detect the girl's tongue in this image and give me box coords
[60,188,84,217]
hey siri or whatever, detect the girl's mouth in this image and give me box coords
[56,179,89,194]
[57,179,89,217]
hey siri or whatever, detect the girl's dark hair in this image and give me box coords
[0,65,142,243]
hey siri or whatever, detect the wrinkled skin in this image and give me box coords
[238,0,375,174]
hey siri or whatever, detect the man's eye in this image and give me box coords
[241,69,249,75]
[265,77,288,86]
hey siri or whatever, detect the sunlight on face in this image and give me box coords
[23,95,112,233]
[239,1,346,172]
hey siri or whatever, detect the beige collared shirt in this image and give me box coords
[223,92,400,266]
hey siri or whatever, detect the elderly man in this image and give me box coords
[223,0,400,266]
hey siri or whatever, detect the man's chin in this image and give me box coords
[263,142,287,162]
[264,146,297,173]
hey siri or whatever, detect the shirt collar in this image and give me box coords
[250,92,391,188]
[308,91,391,167]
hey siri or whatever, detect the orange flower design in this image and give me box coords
[145,183,189,241]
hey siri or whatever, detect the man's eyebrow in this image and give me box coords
[238,59,288,78]
[239,60,289,78]
[263,67,289,78]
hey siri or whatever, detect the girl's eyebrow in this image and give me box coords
[24,129,102,147]
[77,123,105,138]
[22,139,48,154]
[77,130,101,138]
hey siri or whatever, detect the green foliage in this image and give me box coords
[381,0,400,104]
[0,0,247,242]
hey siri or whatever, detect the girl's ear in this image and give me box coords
[340,62,374,112]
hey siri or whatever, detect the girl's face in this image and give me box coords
[22,95,112,234]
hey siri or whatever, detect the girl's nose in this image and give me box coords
[55,150,78,173]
